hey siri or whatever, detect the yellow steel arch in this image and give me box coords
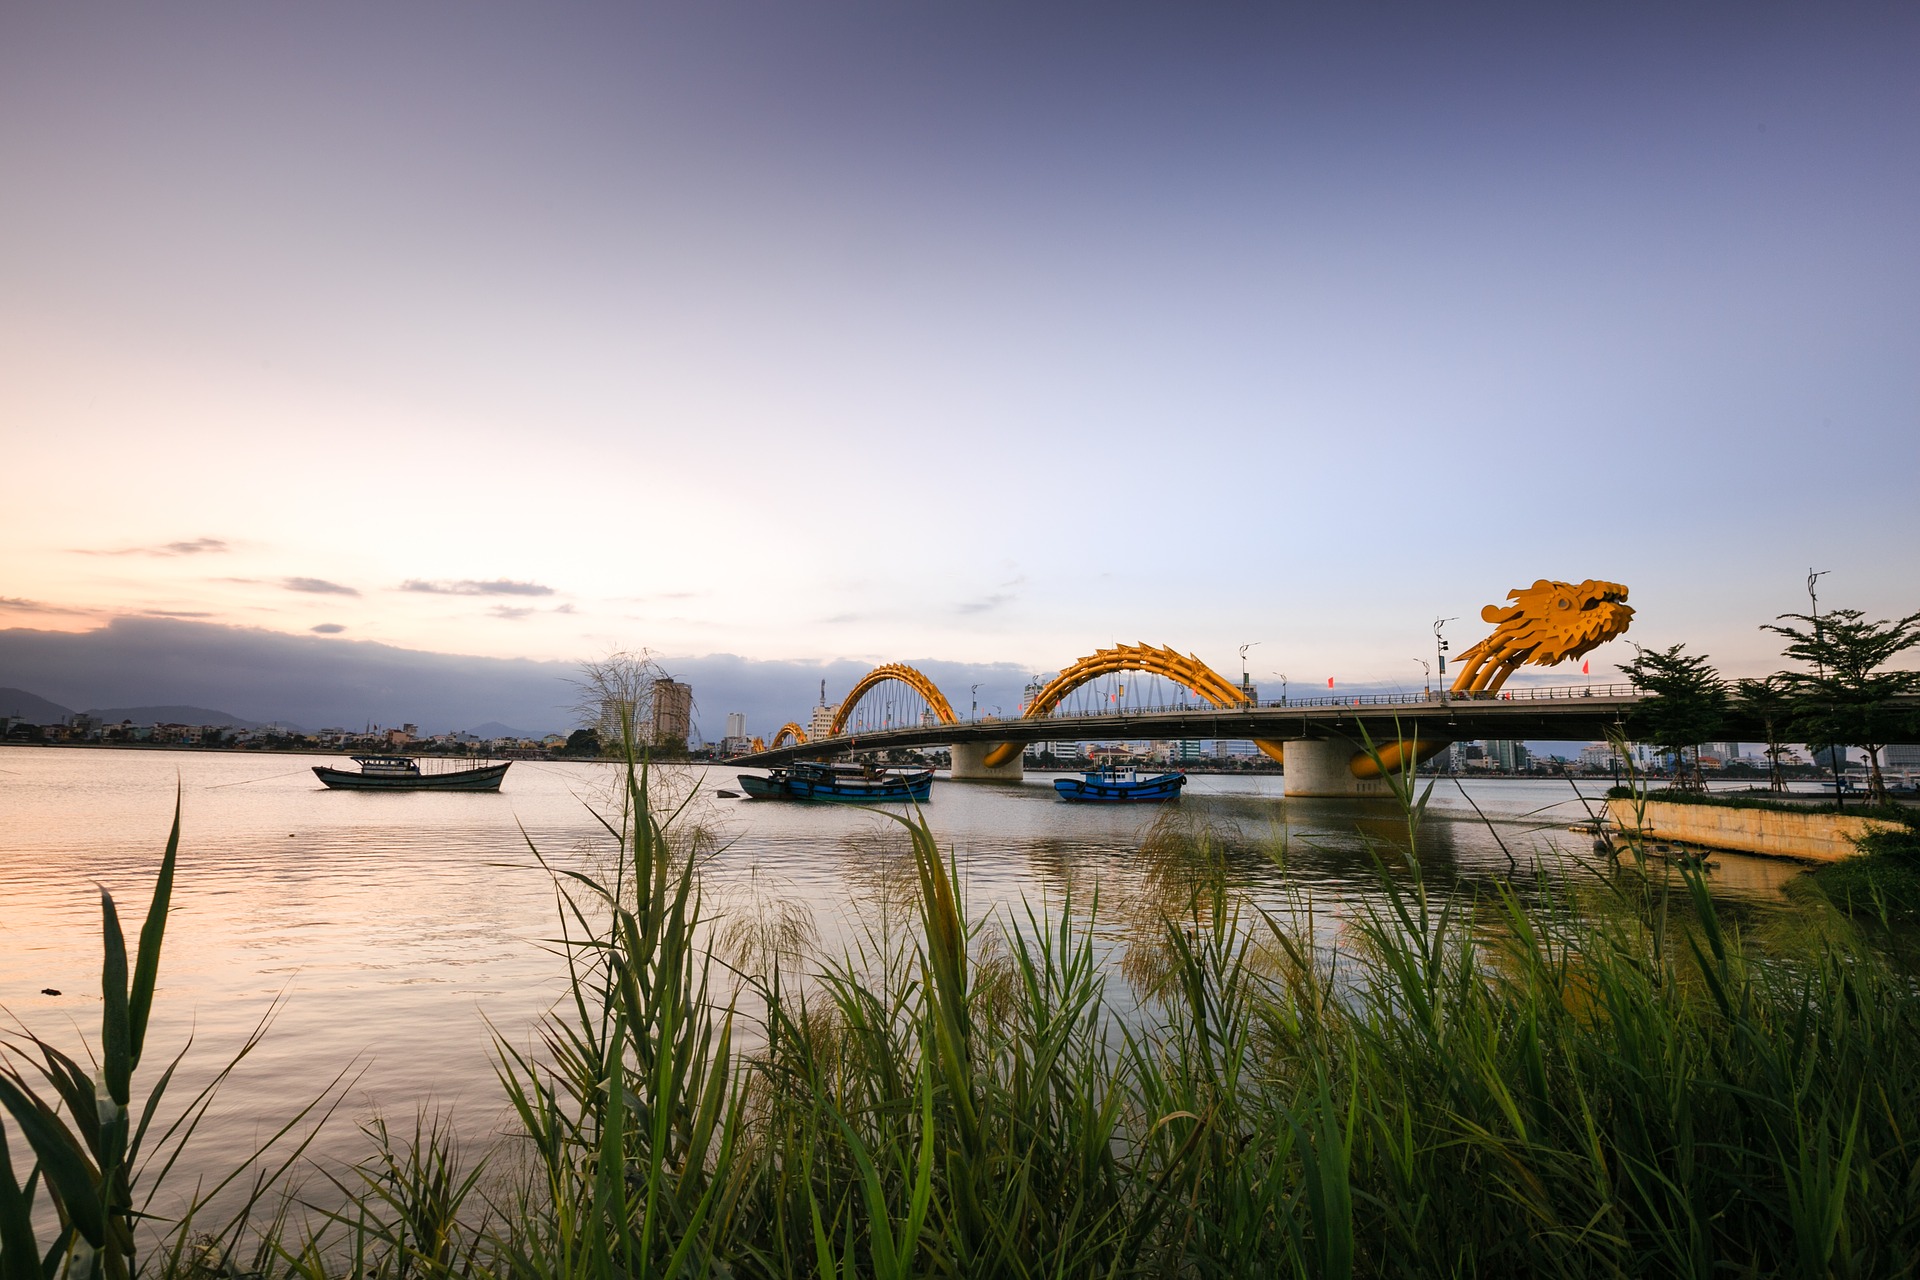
[827,663,958,737]
[769,723,808,749]
[981,643,1284,767]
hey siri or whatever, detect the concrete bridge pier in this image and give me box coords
[1282,738,1395,799]
[948,742,1025,782]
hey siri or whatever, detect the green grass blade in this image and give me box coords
[98,887,132,1110]
[0,1078,104,1247]
[127,790,181,1068]
[0,1120,43,1280]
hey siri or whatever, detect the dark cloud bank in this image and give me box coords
[0,618,1033,739]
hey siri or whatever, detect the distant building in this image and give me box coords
[1579,741,1622,769]
[808,702,837,742]
[725,712,747,742]
[1486,740,1529,771]
[650,679,693,748]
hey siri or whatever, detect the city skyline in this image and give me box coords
[4,4,1916,692]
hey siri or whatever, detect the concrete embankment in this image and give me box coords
[1606,798,1905,863]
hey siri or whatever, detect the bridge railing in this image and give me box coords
[956,682,1641,722]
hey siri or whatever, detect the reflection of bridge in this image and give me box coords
[731,578,1659,796]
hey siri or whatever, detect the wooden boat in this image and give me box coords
[312,755,511,791]
[1054,765,1186,804]
[738,760,933,803]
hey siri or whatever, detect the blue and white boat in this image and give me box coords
[1053,765,1187,804]
[739,760,933,803]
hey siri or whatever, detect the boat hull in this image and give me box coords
[1053,771,1187,803]
[738,770,932,803]
[313,761,512,791]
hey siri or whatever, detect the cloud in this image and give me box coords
[1,597,95,615]
[141,609,213,618]
[76,537,230,557]
[310,623,347,634]
[956,593,1014,615]
[489,606,535,620]
[401,578,555,597]
[283,577,360,596]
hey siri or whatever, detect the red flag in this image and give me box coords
[1327,677,1335,688]
[1582,660,1591,674]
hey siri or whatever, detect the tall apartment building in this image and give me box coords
[724,712,747,741]
[650,678,693,749]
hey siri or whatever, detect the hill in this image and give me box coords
[0,687,76,722]
[84,704,275,730]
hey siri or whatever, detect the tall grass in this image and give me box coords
[8,753,1920,1278]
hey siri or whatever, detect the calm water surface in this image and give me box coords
[1,745,1806,1209]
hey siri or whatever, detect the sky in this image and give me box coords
[3,3,1916,734]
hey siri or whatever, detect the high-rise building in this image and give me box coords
[809,703,837,742]
[1486,740,1529,771]
[650,678,693,748]
[725,712,746,742]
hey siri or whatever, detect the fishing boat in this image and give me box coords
[312,755,512,792]
[1053,765,1186,804]
[738,760,933,803]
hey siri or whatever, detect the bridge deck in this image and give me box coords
[731,687,1673,766]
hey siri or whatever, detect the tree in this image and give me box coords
[1763,607,1920,803]
[560,727,602,758]
[1620,643,1727,790]
[1733,674,1795,794]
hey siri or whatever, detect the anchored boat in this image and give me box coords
[312,755,511,792]
[1053,765,1186,804]
[738,760,933,803]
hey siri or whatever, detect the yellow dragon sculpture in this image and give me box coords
[1449,578,1634,696]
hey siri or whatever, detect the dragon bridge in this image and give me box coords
[768,723,808,749]
[828,663,958,737]
[981,643,1285,768]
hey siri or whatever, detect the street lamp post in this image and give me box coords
[1808,568,1841,808]
[1434,617,1457,705]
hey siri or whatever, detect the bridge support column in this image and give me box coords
[1282,738,1394,799]
[948,742,1025,782]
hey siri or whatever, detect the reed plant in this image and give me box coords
[9,746,1920,1279]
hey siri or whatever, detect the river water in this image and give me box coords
[0,745,1808,1218]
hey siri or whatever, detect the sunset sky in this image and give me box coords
[4,3,1916,708]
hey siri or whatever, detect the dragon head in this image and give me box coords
[1477,578,1634,664]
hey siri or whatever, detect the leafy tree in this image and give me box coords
[1620,643,1727,790]
[560,727,602,758]
[1763,607,1920,803]
[1733,674,1795,794]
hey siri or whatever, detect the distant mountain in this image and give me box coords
[0,687,76,722]
[84,704,278,730]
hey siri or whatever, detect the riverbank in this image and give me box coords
[1607,796,1910,862]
